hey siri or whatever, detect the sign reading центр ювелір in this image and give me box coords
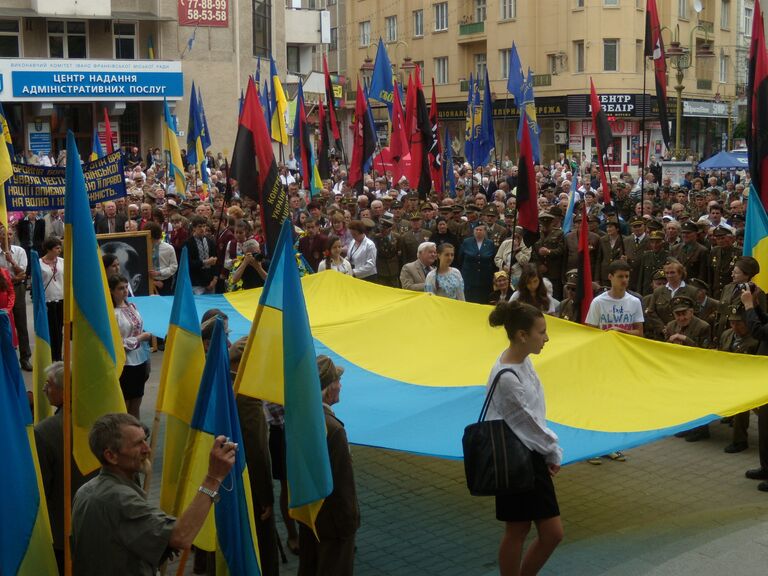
[178,0,229,27]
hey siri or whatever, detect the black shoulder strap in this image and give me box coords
[478,367,519,423]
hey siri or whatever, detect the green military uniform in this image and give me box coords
[623,220,651,293]
[374,224,403,288]
[636,231,669,296]
[671,221,709,280]
[557,270,579,322]
[532,215,566,299]
[645,284,699,328]
[708,244,739,300]
[715,283,768,341]
[665,315,711,348]
[596,232,626,285]
[399,219,432,266]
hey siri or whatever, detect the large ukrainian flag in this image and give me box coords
[182,318,261,574]
[157,248,205,515]
[89,126,104,162]
[164,98,187,198]
[30,251,53,424]
[63,130,126,474]
[235,219,333,534]
[745,183,768,291]
[0,312,58,575]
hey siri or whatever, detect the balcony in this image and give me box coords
[284,7,330,45]
[696,79,713,90]
[458,20,486,44]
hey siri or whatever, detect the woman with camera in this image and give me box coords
[714,257,766,340]
[227,238,268,291]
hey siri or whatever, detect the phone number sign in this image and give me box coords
[178,0,229,27]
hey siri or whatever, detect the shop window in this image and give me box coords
[48,20,87,59]
[0,19,20,58]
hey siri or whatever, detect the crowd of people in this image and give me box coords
[2,141,768,576]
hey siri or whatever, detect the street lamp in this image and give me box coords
[360,56,375,86]
[665,24,715,158]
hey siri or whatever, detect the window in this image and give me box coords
[113,22,136,60]
[574,40,585,72]
[253,0,272,57]
[745,7,753,35]
[385,16,397,42]
[0,19,20,58]
[604,0,619,6]
[720,0,730,28]
[359,21,371,46]
[547,54,558,74]
[48,20,87,59]
[720,54,729,83]
[635,39,643,72]
[434,56,448,84]
[603,39,619,71]
[434,2,448,31]
[500,0,516,19]
[679,0,688,19]
[475,0,487,22]
[330,27,337,51]
[500,48,511,79]
[475,53,487,84]
[287,45,300,74]
[413,10,424,37]
[575,0,585,7]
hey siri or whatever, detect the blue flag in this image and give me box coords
[198,86,212,151]
[443,128,456,198]
[475,69,495,167]
[563,170,579,234]
[507,44,541,163]
[506,42,525,103]
[368,38,404,116]
[464,73,479,165]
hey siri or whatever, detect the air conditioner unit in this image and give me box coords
[554,133,568,144]
[553,120,567,133]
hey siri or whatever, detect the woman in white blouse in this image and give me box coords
[109,274,152,419]
[317,236,353,275]
[486,300,563,575]
[39,236,65,361]
[346,220,377,281]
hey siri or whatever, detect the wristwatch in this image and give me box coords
[198,485,221,503]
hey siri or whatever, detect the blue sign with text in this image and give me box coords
[11,71,184,99]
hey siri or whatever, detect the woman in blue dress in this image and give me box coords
[425,243,465,300]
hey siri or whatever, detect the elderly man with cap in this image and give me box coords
[400,241,437,292]
[708,226,739,299]
[636,230,670,296]
[717,305,759,454]
[672,221,709,282]
[665,294,711,348]
[596,220,626,286]
[689,278,719,334]
[642,269,668,340]
[623,217,650,292]
[557,270,579,322]
[532,208,566,299]
[298,356,360,576]
[563,210,599,281]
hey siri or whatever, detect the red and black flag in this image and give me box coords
[575,202,594,323]
[590,78,613,205]
[748,0,768,209]
[348,79,376,194]
[429,79,444,198]
[645,0,670,149]
[323,54,343,154]
[317,98,331,180]
[292,81,312,188]
[516,112,539,246]
[408,66,434,201]
[230,77,289,255]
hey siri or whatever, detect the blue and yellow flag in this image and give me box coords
[0,101,13,228]
[187,83,209,196]
[89,126,105,162]
[164,98,187,198]
[0,312,58,575]
[269,57,289,144]
[198,85,212,151]
[157,247,205,515]
[235,219,333,534]
[30,251,53,424]
[744,183,768,291]
[182,318,261,573]
[63,130,126,474]
[147,34,155,59]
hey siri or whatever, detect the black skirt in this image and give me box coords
[119,361,150,400]
[495,452,560,522]
[269,425,287,481]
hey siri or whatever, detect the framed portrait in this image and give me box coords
[96,231,154,296]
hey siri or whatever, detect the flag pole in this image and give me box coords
[640,49,648,203]
[63,271,73,576]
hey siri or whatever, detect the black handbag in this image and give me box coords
[462,368,535,496]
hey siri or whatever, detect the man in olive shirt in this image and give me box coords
[72,413,236,575]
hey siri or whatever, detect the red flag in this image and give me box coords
[429,79,443,197]
[407,66,434,201]
[404,73,417,151]
[748,0,768,209]
[323,54,342,150]
[294,84,312,188]
[389,80,409,183]
[348,79,376,193]
[590,78,613,205]
[576,202,594,323]
[230,77,289,255]
[645,0,670,149]
[516,113,539,245]
[103,108,115,154]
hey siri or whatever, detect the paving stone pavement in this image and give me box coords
[23,299,768,575]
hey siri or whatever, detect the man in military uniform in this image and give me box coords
[689,278,719,339]
[596,221,626,286]
[400,213,432,265]
[645,259,699,332]
[672,221,709,281]
[391,201,410,235]
[532,211,566,299]
[719,305,759,453]
[636,230,670,296]
[643,269,668,340]
[373,216,402,288]
[483,207,508,249]
[448,206,465,237]
[557,270,579,322]
[708,226,739,299]
[563,211,599,282]
[623,217,650,293]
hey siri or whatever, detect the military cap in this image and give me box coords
[483,207,498,216]
[630,217,646,227]
[649,230,664,240]
[380,215,394,227]
[712,226,733,236]
[652,269,666,281]
[504,209,516,218]
[689,278,710,293]
[548,206,564,218]
[730,213,745,223]
[728,305,746,322]
[451,205,464,213]
[391,200,403,209]
[438,205,452,212]
[680,221,699,233]
[671,295,695,311]
[180,200,197,210]
[381,195,394,202]
[317,355,344,389]
[588,215,600,223]
[408,212,423,220]
[678,211,691,219]
[646,219,663,231]
[456,182,466,190]
[539,211,555,220]
[465,204,481,212]
[602,205,617,215]
[361,217,376,229]
[565,269,579,287]
[420,202,431,211]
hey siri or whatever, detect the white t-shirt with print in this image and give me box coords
[585,291,644,331]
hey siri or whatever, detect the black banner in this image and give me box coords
[4,151,127,211]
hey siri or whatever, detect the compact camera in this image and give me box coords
[738,282,756,293]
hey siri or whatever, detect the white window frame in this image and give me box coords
[113,21,137,60]
[500,48,511,79]
[413,10,424,37]
[603,39,619,72]
[679,0,689,19]
[574,40,585,72]
[745,6,753,36]
[434,2,448,32]
[720,0,730,29]
[547,54,558,74]
[330,27,338,51]
[359,21,371,47]
[434,56,448,84]
[475,0,487,22]
[0,18,21,58]
[385,16,397,43]
[500,0,516,20]
[475,53,487,84]
[47,19,88,59]
[719,54,729,83]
